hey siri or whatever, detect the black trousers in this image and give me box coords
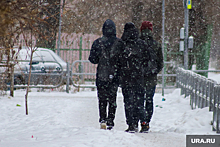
[145,86,156,123]
[122,86,146,126]
[97,81,118,126]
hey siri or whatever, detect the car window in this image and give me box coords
[50,50,66,63]
[32,51,42,61]
[15,49,42,61]
[17,50,30,61]
[41,50,55,62]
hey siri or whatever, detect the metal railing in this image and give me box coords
[70,60,177,89]
[176,67,220,133]
[71,60,96,88]
[11,72,64,89]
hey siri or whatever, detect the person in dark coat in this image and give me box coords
[139,21,164,131]
[88,19,120,130]
[111,22,151,133]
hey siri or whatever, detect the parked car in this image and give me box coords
[13,47,68,85]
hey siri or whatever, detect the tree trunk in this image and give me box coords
[25,49,34,115]
[10,64,14,97]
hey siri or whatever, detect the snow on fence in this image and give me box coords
[176,67,220,133]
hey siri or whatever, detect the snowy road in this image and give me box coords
[0,88,215,147]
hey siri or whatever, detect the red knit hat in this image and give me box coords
[140,21,153,32]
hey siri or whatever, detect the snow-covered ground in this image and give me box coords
[208,72,220,84]
[0,72,219,147]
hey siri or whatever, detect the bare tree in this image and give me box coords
[0,0,62,114]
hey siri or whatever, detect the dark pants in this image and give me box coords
[122,86,146,126]
[97,81,118,126]
[145,86,156,123]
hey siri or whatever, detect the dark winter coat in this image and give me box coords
[140,29,164,89]
[88,19,120,86]
[111,22,150,88]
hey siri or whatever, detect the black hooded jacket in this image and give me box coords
[88,19,120,85]
[111,22,150,88]
[140,29,164,89]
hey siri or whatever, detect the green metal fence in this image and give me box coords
[54,36,96,81]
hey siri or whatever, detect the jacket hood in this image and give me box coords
[102,19,116,37]
[121,22,139,41]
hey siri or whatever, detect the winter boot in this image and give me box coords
[125,125,135,133]
[107,120,114,130]
[140,122,149,133]
[134,124,139,132]
[107,126,114,130]
[100,120,107,130]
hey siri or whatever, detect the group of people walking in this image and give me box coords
[88,19,163,133]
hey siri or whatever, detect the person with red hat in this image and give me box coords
[139,21,164,132]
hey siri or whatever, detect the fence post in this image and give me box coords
[198,75,203,108]
[212,85,216,131]
[182,69,185,95]
[180,69,184,95]
[205,79,209,107]
[189,72,192,106]
[195,75,200,109]
[79,36,84,83]
[79,36,82,61]
[201,77,206,108]
[203,77,208,108]
[66,62,69,93]
[183,70,186,97]
[217,85,220,133]
[207,80,211,109]
[79,36,82,72]
[191,73,196,109]
[185,71,190,97]
[189,72,194,109]
[184,71,187,97]
[215,84,220,133]
[176,68,179,88]
[212,84,220,133]
[209,80,216,112]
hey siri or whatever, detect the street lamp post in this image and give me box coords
[184,0,189,70]
[162,0,165,96]
[57,0,65,56]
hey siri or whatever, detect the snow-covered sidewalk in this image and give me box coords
[0,88,216,147]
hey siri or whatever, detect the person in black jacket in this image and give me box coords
[88,19,120,130]
[139,21,164,131]
[111,22,151,133]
